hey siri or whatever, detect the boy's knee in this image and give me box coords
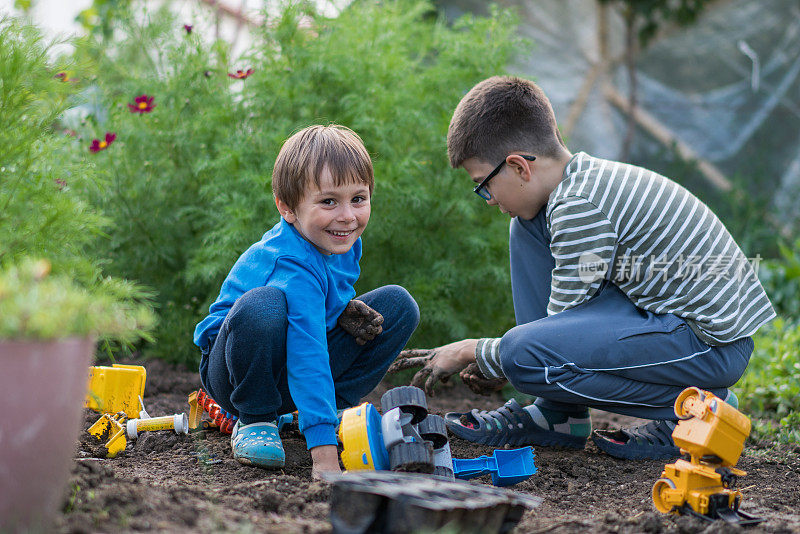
[382,284,420,329]
[226,286,287,333]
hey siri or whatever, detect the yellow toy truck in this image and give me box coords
[652,387,761,525]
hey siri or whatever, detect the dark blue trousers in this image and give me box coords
[501,209,753,420]
[200,284,419,423]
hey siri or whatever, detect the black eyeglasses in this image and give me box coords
[473,155,536,200]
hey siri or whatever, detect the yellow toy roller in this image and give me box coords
[652,387,761,525]
[338,386,453,478]
[339,402,390,471]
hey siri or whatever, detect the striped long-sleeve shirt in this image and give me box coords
[476,152,775,379]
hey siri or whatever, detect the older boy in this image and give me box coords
[195,125,419,476]
[390,76,774,460]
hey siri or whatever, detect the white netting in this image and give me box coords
[439,0,800,228]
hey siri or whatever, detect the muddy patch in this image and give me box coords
[56,358,800,533]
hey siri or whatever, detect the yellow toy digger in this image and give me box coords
[652,387,762,525]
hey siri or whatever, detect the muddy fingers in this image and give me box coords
[388,349,434,373]
[338,299,384,344]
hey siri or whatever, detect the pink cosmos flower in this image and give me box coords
[128,94,156,114]
[89,132,116,153]
[228,68,254,79]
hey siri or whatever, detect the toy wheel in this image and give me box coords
[418,414,448,450]
[715,467,738,489]
[381,386,428,424]
[389,441,434,473]
[674,387,705,419]
[652,478,677,513]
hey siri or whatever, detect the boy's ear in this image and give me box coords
[275,197,297,223]
[506,154,534,182]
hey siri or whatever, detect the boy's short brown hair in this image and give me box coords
[447,76,567,168]
[272,125,374,209]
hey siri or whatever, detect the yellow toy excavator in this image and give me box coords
[652,387,762,525]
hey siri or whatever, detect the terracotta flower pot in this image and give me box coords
[0,337,95,532]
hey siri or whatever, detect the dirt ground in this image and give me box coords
[56,357,800,533]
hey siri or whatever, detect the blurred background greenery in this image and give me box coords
[1,0,798,442]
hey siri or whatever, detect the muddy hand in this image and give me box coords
[338,299,384,345]
[460,362,508,396]
[388,340,478,397]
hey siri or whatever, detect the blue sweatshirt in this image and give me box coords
[193,218,360,448]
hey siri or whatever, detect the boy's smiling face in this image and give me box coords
[276,166,371,255]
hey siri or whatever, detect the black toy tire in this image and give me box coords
[418,414,448,450]
[388,441,434,473]
[381,386,428,424]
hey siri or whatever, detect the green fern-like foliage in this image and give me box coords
[0,17,101,278]
[0,16,154,345]
[68,1,525,363]
[0,260,155,342]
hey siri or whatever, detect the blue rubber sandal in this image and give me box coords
[231,420,286,468]
[591,420,680,460]
[445,399,588,449]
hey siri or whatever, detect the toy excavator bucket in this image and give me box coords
[85,364,146,418]
[88,412,127,458]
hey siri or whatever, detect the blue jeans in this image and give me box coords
[502,209,753,420]
[199,284,419,423]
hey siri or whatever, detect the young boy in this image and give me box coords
[194,125,419,477]
[390,76,774,460]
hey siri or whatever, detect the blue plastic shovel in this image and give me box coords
[452,446,537,487]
